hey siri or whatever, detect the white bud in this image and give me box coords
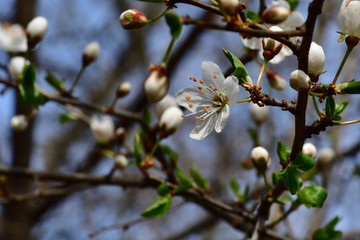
[116,82,131,98]
[11,115,28,131]
[338,0,360,38]
[250,104,270,124]
[26,16,48,48]
[266,70,286,90]
[7,56,29,81]
[144,65,169,102]
[289,70,310,91]
[219,0,239,15]
[317,148,335,166]
[159,106,183,136]
[115,154,128,170]
[155,95,178,117]
[90,115,114,144]
[302,142,317,158]
[82,41,100,66]
[308,42,325,77]
[262,6,290,24]
[251,146,271,170]
[0,23,27,52]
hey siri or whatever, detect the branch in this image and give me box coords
[168,0,221,15]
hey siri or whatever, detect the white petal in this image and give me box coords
[190,114,217,140]
[176,86,213,113]
[201,61,225,89]
[222,76,239,106]
[215,104,230,133]
[241,37,262,50]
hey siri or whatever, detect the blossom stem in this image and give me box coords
[161,38,176,68]
[332,45,354,85]
[262,171,270,194]
[148,138,162,158]
[68,66,86,94]
[146,7,170,24]
[109,96,118,109]
[334,118,360,126]
[312,96,322,118]
[237,97,252,103]
[256,59,268,87]
[208,0,218,5]
[308,91,324,97]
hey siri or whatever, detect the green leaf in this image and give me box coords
[18,65,45,105]
[134,133,143,165]
[325,96,335,119]
[142,195,172,218]
[285,0,299,11]
[222,48,249,84]
[165,12,182,40]
[142,109,152,127]
[173,167,193,193]
[292,152,315,171]
[313,217,342,240]
[160,145,178,162]
[230,177,241,199]
[282,166,299,195]
[45,70,65,92]
[337,34,348,42]
[246,10,259,20]
[277,141,287,163]
[190,165,209,190]
[157,183,170,197]
[59,113,75,124]
[336,81,360,94]
[247,127,259,144]
[334,100,349,116]
[298,185,327,208]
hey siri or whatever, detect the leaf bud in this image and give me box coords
[250,103,270,124]
[82,41,100,66]
[116,82,131,98]
[262,6,289,24]
[119,9,148,30]
[26,16,48,49]
[114,154,128,170]
[289,70,310,91]
[11,115,28,131]
[90,115,114,144]
[7,56,30,82]
[144,64,169,102]
[302,142,317,159]
[266,70,286,90]
[159,106,183,137]
[251,146,271,171]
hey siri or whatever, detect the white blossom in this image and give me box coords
[338,0,360,38]
[177,61,239,140]
[7,56,29,81]
[302,142,317,158]
[308,42,325,77]
[0,23,27,52]
[90,115,115,144]
[289,70,310,91]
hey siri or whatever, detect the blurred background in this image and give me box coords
[0,0,360,239]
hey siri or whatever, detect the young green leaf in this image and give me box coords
[190,165,209,190]
[297,185,327,208]
[142,109,152,127]
[277,141,288,163]
[173,167,193,193]
[230,177,241,199]
[142,195,172,218]
[222,48,250,84]
[313,217,342,240]
[246,10,259,20]
[337,34,348,43]
[282,166,299,195]
[325,96,335,119]
[285,0,299,11]
[292,152,315,171]
[45,70,65,92]
[336,80,360,94]
[165,12,182,40]
[334,100,349,116]
[18,65,45,105]
[158,183,170,197]
[59,113,75,124]
[160,145,178,162]
[134,132,143,165]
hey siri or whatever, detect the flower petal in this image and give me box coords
[176,85,213,113]
[222,76,239,106]
[201,61,225,89]
[215,104,230,133]
[190,114,217,140]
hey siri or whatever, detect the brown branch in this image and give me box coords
[168,0,221,15]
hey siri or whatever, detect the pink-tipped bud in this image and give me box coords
[119,9,148,30]
[82,41,100,66]
[159,106,183,137]
[266,70,286,90]
[144,64,169,102]
[262,6,289,24]
[302,142,317,159]
[289,70,310,91]
[251,146,271,171]
[262,38,283,61]
[26,16,48,49]
[11,115,28,131]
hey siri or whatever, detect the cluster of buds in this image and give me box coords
[26,16,48,49]
[7,56,30,82]
[119,9,148,30]
[144,64,169,102]
[289,70,310,91]
[82,41,100,66]
[251,146,271,172]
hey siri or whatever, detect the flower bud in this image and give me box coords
[266,70,286,90]
[159,106,183,137]
[7,56,29,81]
[115,127,126,144]
[116,82,131,98]
[82,41,100,66]
[262,26,284,61]
[289,70,310,91]
[251,146,271,171]
[317,148,335,167]
[90,115,114,144]
[308,42,325,78]
[26,16,48,49]
[262,6,289,24]
[302,142,317,159]
[155,94,178,117]
[338,0,360,38]
[0,23,27,52]
[219,0,239,16]
[114,154,128,170]
[144,65,169,102]
[11,115,28,131]
[119,9,148,30]
[250,103,270,124]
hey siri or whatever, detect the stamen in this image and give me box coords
[195,116,199,119]
[186,96,190,100]
[201,90,204,94]
[214,87,218,91]
[213,76,217,79]
[188,104,193,108]
[198,86,202,90]
[200,80,204,84]
[181,115,185,118]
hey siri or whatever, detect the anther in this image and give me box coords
[188,104,193,108]
[186,96,190,100]
[200,80,204,84]
[201,90,204,94]
[198,86,202,90]
[214,87,218,91]
[213,76,217,79]
[181,115,185,118]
